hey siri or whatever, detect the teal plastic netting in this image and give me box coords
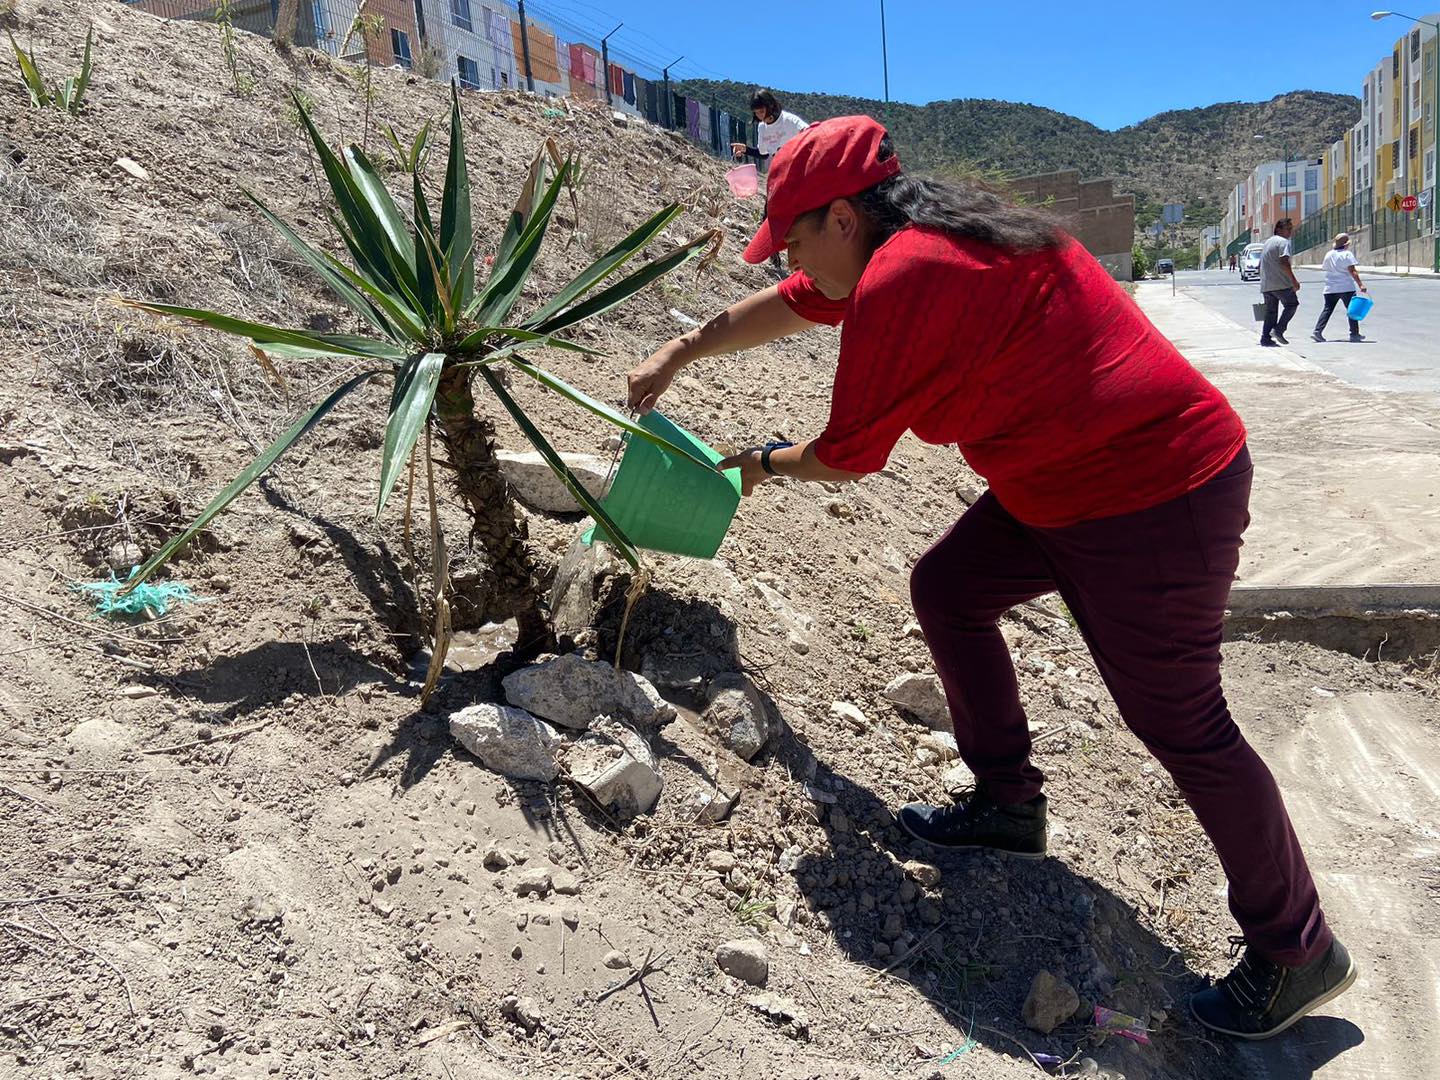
[74,570,203,618]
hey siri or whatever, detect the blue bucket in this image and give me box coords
[1347,294,1374,321]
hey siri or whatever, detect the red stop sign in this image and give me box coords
[1401,194,1420,212]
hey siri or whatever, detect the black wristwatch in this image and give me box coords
[760,441,794,476]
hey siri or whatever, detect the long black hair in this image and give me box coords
[749,89,781,122]
[840,136,1062,252]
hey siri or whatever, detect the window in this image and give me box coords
[1410,128,1419,160]
[1426,148,1436,186]
[1392,140,1401,170]
[450,0,473,32]
[1305,170,1318,191]
[1364,125,1370,149]
[1411,29,1420,62]
[1282,170,1297,188]
[457,55,481,88]
[1393,48,1400,79]
[1304,193,1319,218]
[1364,83,1370,106]
[390,29,412,68]
[1281,194,1298,212]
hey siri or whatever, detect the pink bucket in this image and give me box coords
[725,163,759,199]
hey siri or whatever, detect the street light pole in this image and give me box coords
[1372,10,1440,272]
[880,0,890,103]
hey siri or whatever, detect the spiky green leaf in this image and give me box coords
[439,85,474,309]
[470,158,570,327]
[505,357,716,472]
[293,94,423,310]
[9,33,49,107]
[376,352,444,516]
[479,367,640,572]
[120,371,380,593]
[69,26,92,114]
[525,204,682,327]
[493,142,550,275]
[413,171,438,320]
[123,301,407,361]
[530,229,721,336]
[242,190,397,339]
[453,325,602,359]
[344,143,416,275]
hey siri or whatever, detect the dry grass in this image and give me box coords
[0,144,104,286]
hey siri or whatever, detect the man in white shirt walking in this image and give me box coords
[1311,233,1368,343]
[1258,218,1301,347]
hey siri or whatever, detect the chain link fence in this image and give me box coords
[122,1,754,162]
[1292,185,1435,267]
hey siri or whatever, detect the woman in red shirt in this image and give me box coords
[626,116,1354,1041]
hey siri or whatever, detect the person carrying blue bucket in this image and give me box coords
[1311,233,1369,343]
[626,116,1355,1041]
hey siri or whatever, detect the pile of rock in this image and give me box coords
[448,653,775,819]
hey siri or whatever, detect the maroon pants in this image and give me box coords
[910,447,1330,966]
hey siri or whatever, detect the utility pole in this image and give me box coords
[663,54,684,130]
[880,0,890,103]
[516,0,535,92]
[600,22,622,107]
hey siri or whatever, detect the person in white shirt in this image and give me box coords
[1311,234,1368,343]
[730,90,810,270]
[730,89,809,167]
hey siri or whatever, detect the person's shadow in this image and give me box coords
[767,719,1364,1080]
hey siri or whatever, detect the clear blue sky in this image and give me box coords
[524,0,1432,128]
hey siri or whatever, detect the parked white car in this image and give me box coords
[1239,243,1264,282]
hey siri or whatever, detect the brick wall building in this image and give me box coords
[1006,169,1136,280]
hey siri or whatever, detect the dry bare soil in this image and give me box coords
[2,3,1437,1079]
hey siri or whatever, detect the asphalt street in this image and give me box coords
[1171,267,1439,395]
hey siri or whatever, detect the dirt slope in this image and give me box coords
[2,3,1437,1079]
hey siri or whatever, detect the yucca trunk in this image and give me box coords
[434,365,551,650]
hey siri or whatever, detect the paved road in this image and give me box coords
[1170,267,1440,395]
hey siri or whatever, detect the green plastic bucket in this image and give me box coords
[583,411,741,559]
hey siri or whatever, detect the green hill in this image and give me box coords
[680,80,1359,229]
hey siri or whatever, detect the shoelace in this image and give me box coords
[1219,936,1281,1014]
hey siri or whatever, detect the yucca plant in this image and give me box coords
[8,26,92,114]
[121,88,720,699]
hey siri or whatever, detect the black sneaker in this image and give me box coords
[1260,338,1279,347]
[1273,330,1290,344]
[1190,936,1357,1040]
[896,785,1046,859]
[1349,333,1366,342]
[1311,331,1325,342]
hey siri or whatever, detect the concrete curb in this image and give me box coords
[1228,584,1440,617]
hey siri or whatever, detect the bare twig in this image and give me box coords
[141,716,277,755]
[867,920,948,985]
[35,910,136,1020]
[0,888,159,908]
[595,947,670,1003]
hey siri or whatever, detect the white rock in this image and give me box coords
[1022,970,1079,1034]
[921,731,959,761]
[715,938,769,986]
[902,860,942,889]
[883,673,950,730]
[940,762,976,793]
[602,950,631,969]
[503,653,676,731]
[830,702,868,731]
[497,450,609,513]
[449,703,560,782]
[678,785,741,824]
[563,717,663,816]
[702,672,772,761]
[514,867,553,897]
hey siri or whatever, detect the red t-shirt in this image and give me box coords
[778,227,1246,527]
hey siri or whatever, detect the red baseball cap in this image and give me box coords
[743,115,902,265]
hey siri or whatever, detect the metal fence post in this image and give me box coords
[516,0,535,92]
